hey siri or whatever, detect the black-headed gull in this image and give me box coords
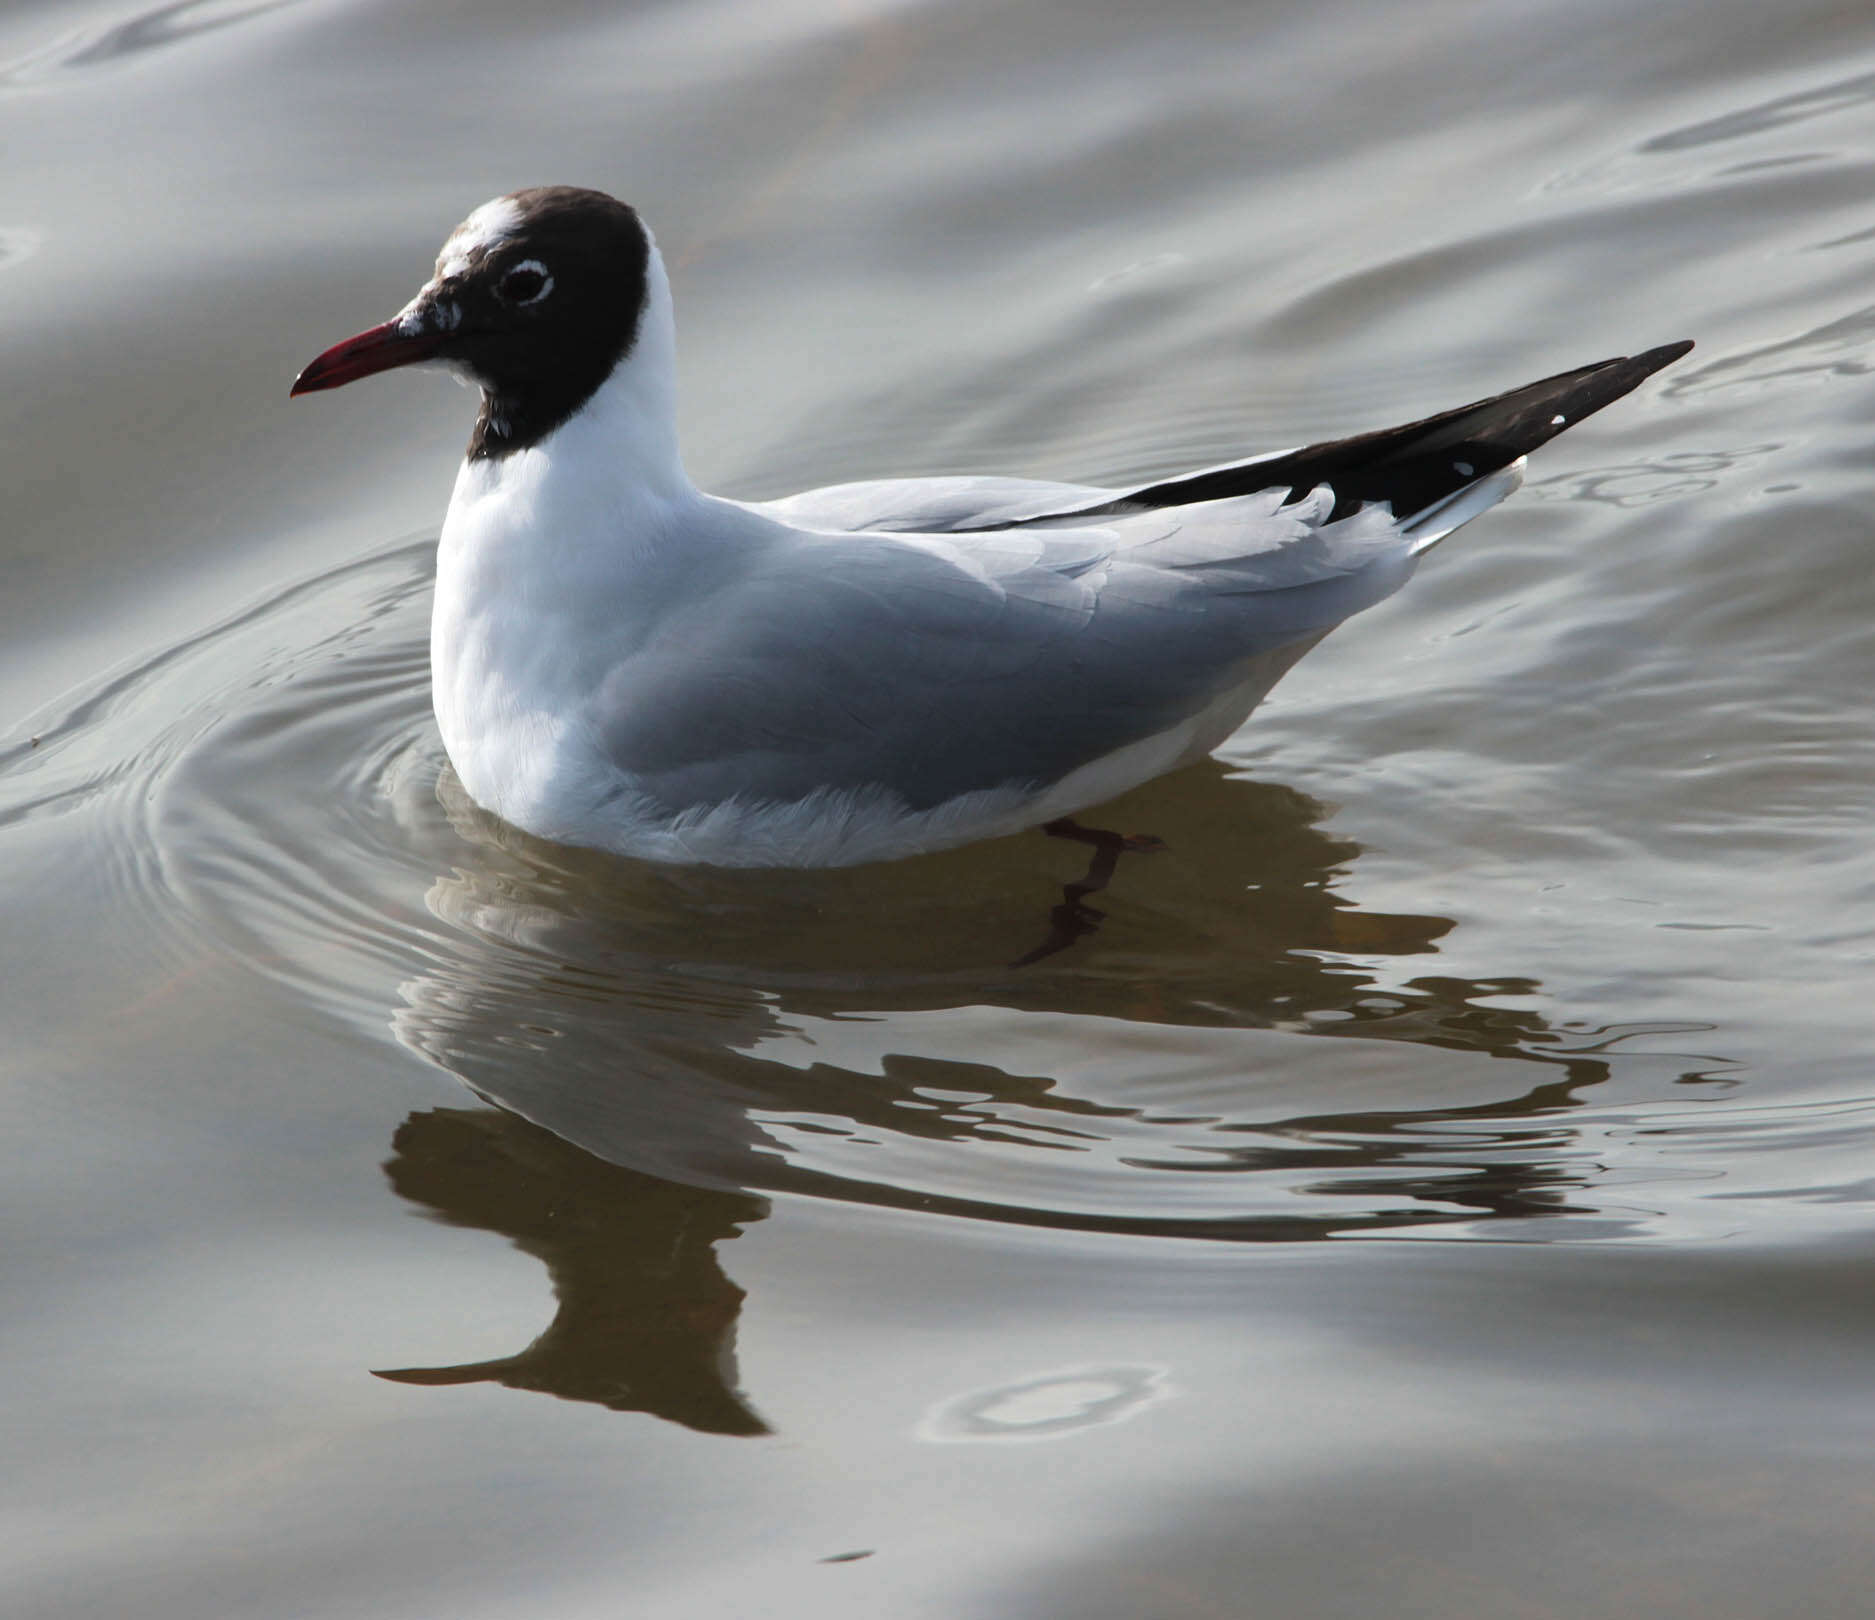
[293,187,1690,868]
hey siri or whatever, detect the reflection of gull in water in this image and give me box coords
[389,760,1707,1239]
[375,761,1722,1429]
[374,1106,768,1436]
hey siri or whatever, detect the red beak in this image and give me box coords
[290,318,448,396]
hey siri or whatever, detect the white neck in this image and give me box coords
[441,229,701,568]
[431,232,744,834]
[533,230,691,504]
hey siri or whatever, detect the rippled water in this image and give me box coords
[6,2,1875,1616]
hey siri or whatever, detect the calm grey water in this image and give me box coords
[5,1,1875,1615]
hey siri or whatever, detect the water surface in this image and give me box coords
[5,1,1875,1615]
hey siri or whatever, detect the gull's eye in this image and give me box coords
[496,260,553,307]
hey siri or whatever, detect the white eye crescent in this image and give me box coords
[497,260,553,306]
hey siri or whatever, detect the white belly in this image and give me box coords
[431,635,1320,868]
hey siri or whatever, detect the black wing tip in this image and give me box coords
[1621,338,1695,378]
[1013,337,1698,529]
[1528,337,1695,445]
[1520,337,1695,410]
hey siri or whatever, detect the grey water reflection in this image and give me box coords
[371,764,1718,1427]
[394,762,1698,1239]
[375,1106,770,1437]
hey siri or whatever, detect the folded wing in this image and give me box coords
[600,487,1422,814]
[629,341,1693,815]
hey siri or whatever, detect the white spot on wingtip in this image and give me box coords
[1454,460,1473,477]
[1551,413,1566,425]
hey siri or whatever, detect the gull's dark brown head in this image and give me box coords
[291,187,651,460]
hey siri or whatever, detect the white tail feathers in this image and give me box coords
[1400,458,1527,555]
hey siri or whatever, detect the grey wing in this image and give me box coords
[596,488,1422,814]
[681,343,1688,810]
[747,450,1311,535]
[750,473,1121,534]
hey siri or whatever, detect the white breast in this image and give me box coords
[429,238,732,840]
